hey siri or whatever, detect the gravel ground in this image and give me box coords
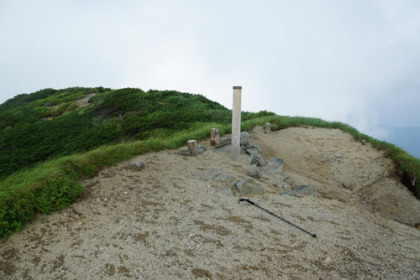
[1,126,419,279]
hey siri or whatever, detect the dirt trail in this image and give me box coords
[1,126,420,279]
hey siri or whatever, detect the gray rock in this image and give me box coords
[126,160,145,171]
[213,131,250,153]
[212,144,247,155]
[218,188,234,196]
[281,185,316,197]
[234,178,263,196]
[265,157,284,174]
[205,171,237,190]
[213,132,248,149]
[177,149,191,156]
[240,132,249,146]
[178,145,206,156]
[204,172,237,196]
[249,154,265,167]
[218,137,231,146]
[244,144,262,156]
[197,145,207,153]
[212,144,231,153]
[245,164,260,179]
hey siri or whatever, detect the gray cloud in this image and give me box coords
[1,0,419,141]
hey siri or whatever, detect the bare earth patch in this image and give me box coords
[1,126,419,279]
[75,93,96,108]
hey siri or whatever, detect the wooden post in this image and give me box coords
[187,140,197,156]
[210,128,220,146]
[231,86,242,161]
[264,123,272,134]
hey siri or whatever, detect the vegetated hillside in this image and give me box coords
[0,87,272,179]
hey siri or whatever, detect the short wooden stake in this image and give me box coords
[187,140,197,156]
[210,128,220,146]
[264,123,272,134]
[231,86,242,161]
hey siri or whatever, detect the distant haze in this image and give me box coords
[0,0,419,156]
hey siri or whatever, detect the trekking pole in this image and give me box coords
[239,198,317,238]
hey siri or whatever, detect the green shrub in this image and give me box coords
[35,178,84,214]
[0,88,236,178]
[0,190,35,238]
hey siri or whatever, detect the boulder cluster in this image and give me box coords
[209,132,316,198]
[128,131,317,198]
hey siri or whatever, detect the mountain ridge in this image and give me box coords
[0,87,419,239]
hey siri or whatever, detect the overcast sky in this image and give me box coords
[1,0,419,141]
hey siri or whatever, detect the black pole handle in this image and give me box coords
[239,198,317,238]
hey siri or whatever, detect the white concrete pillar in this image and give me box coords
[231,86,242,161]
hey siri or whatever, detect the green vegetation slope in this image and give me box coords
[0,87,268,179]
[0,87,418,238]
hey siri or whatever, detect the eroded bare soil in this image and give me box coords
[1,126,419,279]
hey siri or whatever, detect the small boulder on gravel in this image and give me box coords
[125,160,145,171]
[244,144,262,156]
[178,145,207,156]
[265,157,284,174]
[204,172,237,196]
[233,178,263,196]
[245,164,260,179]
[217,137,231,147]
[249,154,266,167]
[240,132,249,146]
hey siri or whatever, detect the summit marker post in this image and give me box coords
[231,86,242,161]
